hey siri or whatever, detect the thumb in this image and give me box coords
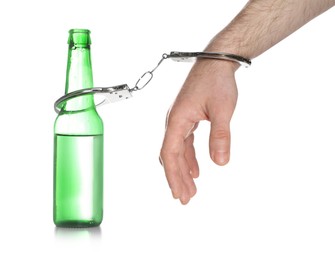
[209,119,231,166]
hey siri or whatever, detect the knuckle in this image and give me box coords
[160,147,179,159]
[211,128,230,140]
[166,111,183,126]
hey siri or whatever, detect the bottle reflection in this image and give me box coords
[54,226,102,241]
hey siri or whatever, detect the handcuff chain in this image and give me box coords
[131,53,168,92]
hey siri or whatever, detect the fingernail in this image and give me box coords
[214,151,226,165]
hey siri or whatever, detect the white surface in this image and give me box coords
[0,0,335,259]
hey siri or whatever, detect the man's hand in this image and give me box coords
[159,0,335,205]
[160,60,239,204]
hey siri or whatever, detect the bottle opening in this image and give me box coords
[68,29,91,46]
[69,29,91,34]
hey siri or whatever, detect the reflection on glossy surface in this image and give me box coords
[54,226,102,240]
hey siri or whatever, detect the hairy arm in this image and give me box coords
[207,0,335,58]
[160,0,335,205]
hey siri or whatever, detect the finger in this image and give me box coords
[179,152,197,201]
[184,133,199,179]
[159,123,198,167]
[209,120,231,166]
[160,153,183,199]
[207,89,236,166]
[180,184,191,205]
[160,115,196,199]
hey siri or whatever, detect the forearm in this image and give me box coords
[206,0,335,59]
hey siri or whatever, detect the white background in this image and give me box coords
[0,0,335,259]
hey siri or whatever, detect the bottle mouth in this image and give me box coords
[68,29,91,46]
[69,29,91,34]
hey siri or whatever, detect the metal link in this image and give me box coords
[131,53,168,92]
[133,71,153,91]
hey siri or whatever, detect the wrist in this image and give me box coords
[203,46,249,72]
[194,58,239,77]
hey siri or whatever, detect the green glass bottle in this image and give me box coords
[53,29,104,228]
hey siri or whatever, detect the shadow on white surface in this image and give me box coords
[54,226,102,240]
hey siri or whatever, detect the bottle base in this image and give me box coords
[54,220,101,228]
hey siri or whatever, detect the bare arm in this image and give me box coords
[160,0,335,205]
[207,0,335,58]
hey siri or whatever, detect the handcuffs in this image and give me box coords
[54,51,251,113]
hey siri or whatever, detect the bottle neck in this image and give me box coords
[64,45,95,112]
[65,46,93,93]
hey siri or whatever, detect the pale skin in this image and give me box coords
[160,0,335,204]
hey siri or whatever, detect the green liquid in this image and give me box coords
[53,134,103,228]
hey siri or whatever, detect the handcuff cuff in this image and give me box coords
[54,51,251,113]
